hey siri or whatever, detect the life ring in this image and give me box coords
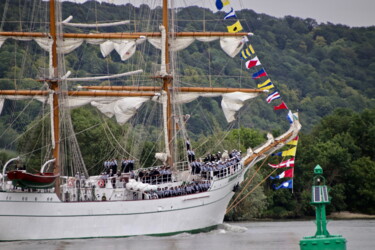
[98,179,105,188]
[67,177,75,187]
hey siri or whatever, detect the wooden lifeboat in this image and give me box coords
[7,170,59,189]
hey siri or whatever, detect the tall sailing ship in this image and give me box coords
[0,0,300,241]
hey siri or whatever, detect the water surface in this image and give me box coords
[1,220,374,250]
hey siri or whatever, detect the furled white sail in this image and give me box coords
[99,37,146,60]
[173,92,260,123]
[62,16,130,27]
[35,37,84,54]
[0,34,244,59]
[0,95,151,125]
[114,40,136,61]
[148,37,196,52]
[0,95,48,114]
[0,36,145,61]
[173,92,220,104]
[148,36,246,57]
[221,92,259,122]
[0,89,259,125]
[0,36,6,47]
[220,36,246,58]
[91,96,150,125]
[66,69,143,81]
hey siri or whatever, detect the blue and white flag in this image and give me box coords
[287,110,294,123]
[224,8,237,19]
[216,0,230,10]
[266,91,280,103]
[273,179,293,190]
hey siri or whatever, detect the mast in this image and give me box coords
[162,0,174,167]
[49,0,61,179]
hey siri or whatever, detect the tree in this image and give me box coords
[71,107,123,174]
[346,157,375,214]
[225,167,267,220]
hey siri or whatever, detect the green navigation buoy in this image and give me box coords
[299,165,347,250]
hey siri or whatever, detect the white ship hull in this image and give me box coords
[0,168,245,241]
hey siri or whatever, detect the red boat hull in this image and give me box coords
[7,170,59,189]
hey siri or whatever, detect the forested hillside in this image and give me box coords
[0,1,374,135]
[225,108,375,219]
[0,1,374,216]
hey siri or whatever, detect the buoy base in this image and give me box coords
[300,235,346,250]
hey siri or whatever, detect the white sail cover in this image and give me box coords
[0,36,6,47]
[62,18,130,28]
[100,37,146,60]
[0,34,244,59]
[148,36,245,57]
[219,36,246,58]
[148,37,196,52]
[0,36,145,61]
[91,97,150,125]
[173,92,221,104]
[221,92,259,122]
[0,95,151,125]
[0,95,48,114]
[155,152,168,163]
[173,92,259,123]
[34,37,84,54]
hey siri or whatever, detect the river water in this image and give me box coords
[1,220,374,250]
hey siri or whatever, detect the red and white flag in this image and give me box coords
[268,158,295,168]
[245,56,261,69]
[270,168,294,179]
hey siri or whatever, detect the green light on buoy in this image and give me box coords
[299,165,347,250]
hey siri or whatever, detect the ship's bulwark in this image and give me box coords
[0,171,241,241]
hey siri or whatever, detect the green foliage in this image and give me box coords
[279,108,375,217]
[15,115,51,170]
[71,107,123,173]
[226,127,266,150]
[225,168,267,221]
[193,127,265,158]
[226,107,375,220]
[262,189,299,218]
[0,121,18,149]
[346,157,375,214]
[0,150,18,166]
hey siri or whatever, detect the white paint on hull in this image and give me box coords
[0,169,244,241]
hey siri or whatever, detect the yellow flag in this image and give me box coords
[258,79,274,90]
[287,140,298,146]
[282,147,297,156]
[222,0,230,6]
[260,84,274,90]
[241,45,255,59]
[248,44,255,54]
[227,20,243,33]
[287,136,299,145]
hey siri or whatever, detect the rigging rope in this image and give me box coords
[226,164,278,215]
[226,156,286,214]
